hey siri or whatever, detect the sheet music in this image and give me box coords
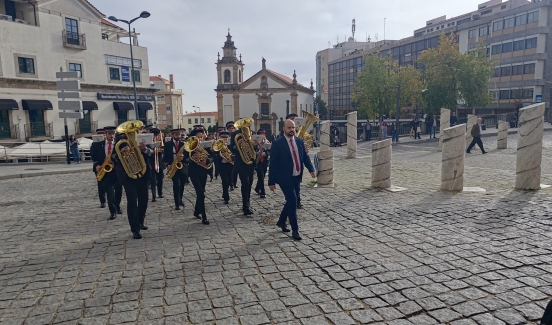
[92,135,104,142]
[138,134,153,145]
[200,140,213,149]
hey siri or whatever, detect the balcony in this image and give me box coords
[0,123,19,139]
[62,30,87,50]
[75,120,97,136]
[24,122,53,140]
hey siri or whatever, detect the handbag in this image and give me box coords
[417,126,421,133]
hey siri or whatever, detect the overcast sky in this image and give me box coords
[94,0,488,113]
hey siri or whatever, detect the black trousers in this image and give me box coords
[219,162,233,201]
[99,177,117,215]
[214,160,221,179]
[190,168,208,219]
[114,182,122,209]
[154,169,164,196]
[207,167,214,180]
[238,163,255,210]
[232,165,239,187]
[255,162,268,195]
[97,181,106,204]
[365,129,371,141]
[171,171,186,206]
[467,136,485,153]
[121,176,149,233]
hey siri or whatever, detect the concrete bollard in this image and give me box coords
[372,139,392,189]
[347,112,357,158]
[320,121,330,152]
[441,124,466,191]
[316,150,334,187]
[497,121,508,149]
[515,103,544,190]
[439,108,451,150]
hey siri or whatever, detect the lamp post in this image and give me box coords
[395,84,400,143]
[108,11,151,121]
[193,105,201,125]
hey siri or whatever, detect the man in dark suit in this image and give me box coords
[466,117,486,154]
[149,128,165,200]
[254,129,270,199]
[90,126,122,219]
[214,131,233,204]
[226,121,238,190]
[92,128,107,208]
[185,129,212,225]
[164,128,187,210]
[229,120,256,215]
[269,119,316,240]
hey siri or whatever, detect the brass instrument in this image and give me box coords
[297,111,319,151]
[96,154,113,181]
[166,140,185,179]
[114,120,148,179]
[255,137,270,164]
[153,131,164,173]
[185,136,213,170]
[233,117,256,165]
[212,139,234,165]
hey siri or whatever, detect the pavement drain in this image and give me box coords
[261,215,279,225]
[24,168,43,170]
[0,201,25,207]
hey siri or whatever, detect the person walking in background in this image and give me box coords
[430,114,439,139]
[332,127,340,147]
[411,118,421,139]
[391,122,398,143]
[69,135,80,164]
[381,122,388,140]
[466,118,487,154]
[364,119,372,141]
[450,112,458,126]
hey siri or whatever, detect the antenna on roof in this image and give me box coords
[352,18,356,40]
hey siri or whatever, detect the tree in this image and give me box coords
[313,96,328,119]
[457,43,495,109]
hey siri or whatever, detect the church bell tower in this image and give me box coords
[216,31,244,90]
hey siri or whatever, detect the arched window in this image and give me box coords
[224,69,231,83]
[238,70,242,83]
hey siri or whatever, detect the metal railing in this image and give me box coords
[0,141,91,163]
[74,120,97,135]
[24,122,53,139]
[62,30,87,50]
[0,123,19,139]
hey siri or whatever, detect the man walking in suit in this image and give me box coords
[164,128,187,210]
[466,118,487,154]
[269,119,316,240]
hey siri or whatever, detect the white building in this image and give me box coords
[215,33,315,135]
[0,0,153,141]
[182,111,218,133]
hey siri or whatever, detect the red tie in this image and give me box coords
[175,141,179,152]
[290,139,299,172]
[107,141,112,154]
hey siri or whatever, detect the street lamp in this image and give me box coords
[108,11,151,121]
[193,105,201,125]
[395,84,400,143]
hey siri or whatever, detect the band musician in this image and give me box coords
[164,128,187,210]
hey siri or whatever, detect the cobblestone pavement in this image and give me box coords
[1,135,552,324]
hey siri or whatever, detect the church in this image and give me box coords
[215,32,315,135]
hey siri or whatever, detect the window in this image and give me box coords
[502,42,512,53]
[194,118,198,124]
[132,70,140,82]
[490,90,499,99]
[207,118,211,123]
[525,37,537,49]
[452,22,455,25]
[515,14,526,26]
[491,44,501,55]
[492,67,500,77]
[512,65,524,75]
[69,63,82,78]
[486,48,490,57]
[166,105,171,111]
[493,20,503,31]
[468,29,476,39]
[500,66,511,77]
[224,69,231,83]
[527,11,539,23]
[501,5,507,9]
[522,88,534,99]
[261,103,269,117]
[109,67,120,80]
[511,89,521,99]
[499,90,510,99]
[238,70,242,83]
[481,9,492,15]
[457,17,471,25]
[200,118,204,123]
[65,18,79,45]
[102,33,108,40]
[524,63,535,74]
[504,17,515,28]
[513,40,525,51]
[187,118,191,124]
[479,26,490,36]
[18,57,35,74]
[104,55,142,69]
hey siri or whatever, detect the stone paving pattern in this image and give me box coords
[1,132,552,324]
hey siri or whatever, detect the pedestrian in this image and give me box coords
[381,122,388,140]
[411,118,421,139]
[391,122,398,143]
[430,114,439,139]
[332,127,340,146]
[365,119,372,141]
[69,134,80,164]
[466,118,486,154]
[268,119,316,240]
[450,112,458,126]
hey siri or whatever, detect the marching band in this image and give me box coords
[90,113,325,240]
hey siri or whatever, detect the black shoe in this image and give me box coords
[255,189,260,195]
[180,200,185,207]
[210,178,213,182]
[276,221,291,233]
[194,213,201,219]
[152,198,156,202]
[297,204,304,209]
[100,203,106,208]
[158,194,164,198]
[132,232,142,239]
[260,195,266,199]
[175,206,180,210]
[482,151,487,154]
[109,214,116,220]
[292,231,302,240]
[116,208,123,215]
[466,151,471,154]
[140,224,148,230]
[243,208,254,216]
[202,219,210,225]
[224,200,229,205]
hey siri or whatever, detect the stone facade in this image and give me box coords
[347,111,357,158]
[497,121,509,149]
[371,139,392,188]
[441,124,466,191]
[515,103,544,190]
[439,108,451,150]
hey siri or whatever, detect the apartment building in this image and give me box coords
[317,0,551,118]
[182,112,218,133]
[150,74,183,130]
[0,0,154,141]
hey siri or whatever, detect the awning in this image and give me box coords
[0,99,18,110]
[82,101,98,110]
[137,102,153,110]
[113,102,134,110]
[22,100,53,110]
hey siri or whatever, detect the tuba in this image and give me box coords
[233,117,256,165]
[114,120,148,179]
[297,111,319,151]
[212,139,234,165]
[185,136,213,170]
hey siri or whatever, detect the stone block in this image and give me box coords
[372,139,392,188]
[439,108,451,150]
[441,124,466,191]
[515,102,544,190]
[317,149,334,187]
[497,121,508,149]
[320,121,330,152]
[347,112,357,158]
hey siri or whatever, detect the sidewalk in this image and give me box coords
[0,162,91,180]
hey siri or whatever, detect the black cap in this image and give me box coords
[257,129,266,134]
[144,124,153,129]
[95,128,105,133]
[286,113,298,119]
[219,131,230,137]
[171,128,184,133]
[150,128,161,134]
[103,126,116,133]
[225,121,234,127]
[189,129,203,136]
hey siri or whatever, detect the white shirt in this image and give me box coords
[172,139,180,154]
[104,140,114,156]
[285,135,301,176]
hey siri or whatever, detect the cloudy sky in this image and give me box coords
[94,0,488,113]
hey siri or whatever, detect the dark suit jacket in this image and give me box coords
[90,141,109,173]
[471,124,481,137]
[268,136,314,187]
[163,139,188,174]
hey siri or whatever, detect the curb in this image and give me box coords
[0,168,89,181]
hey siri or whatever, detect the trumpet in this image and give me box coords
[212,138,234,165]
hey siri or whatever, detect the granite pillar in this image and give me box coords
[497,121,508,149]
[372,139,391,188]
[439,108,451,150]
[466,114,477,144]
[347,112,357,158]
[515,103,544,190]
[316,150,334,187]
[441,124,466,191]
[320,121,330,152]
